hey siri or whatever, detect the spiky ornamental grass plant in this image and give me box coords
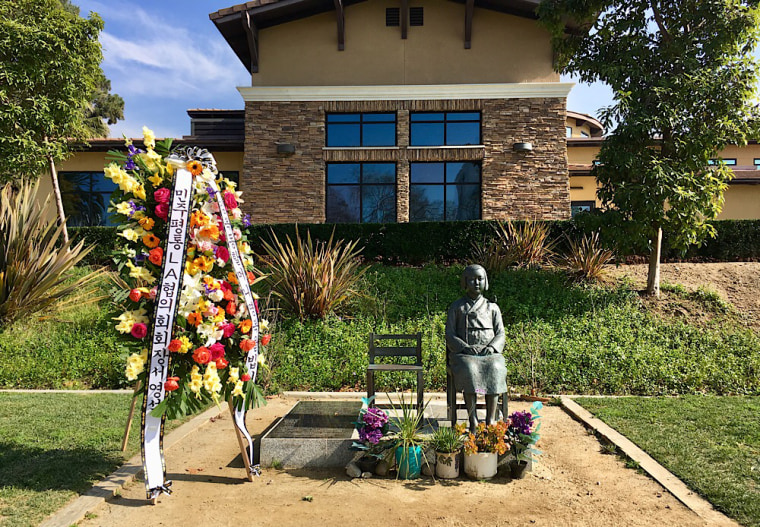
[492,219,557,269]
[0,181,102,325]
[260,228,367,320]
[561,231,615,282]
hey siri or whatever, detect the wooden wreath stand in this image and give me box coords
[228,399,256,482]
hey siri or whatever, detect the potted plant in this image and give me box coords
[428,425,466,479]
[459,420,510,480]
[350,396,391,472]
[388,394,427,479]
[506,402,543,479]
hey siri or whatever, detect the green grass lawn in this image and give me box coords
[575,396,760,527]
[0,392,190,527]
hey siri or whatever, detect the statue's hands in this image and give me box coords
[461,346,478,355]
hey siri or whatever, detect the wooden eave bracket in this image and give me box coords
[242,10,259,74]
[334,0,345,51]
[464,0,474,49]
[401,0,408,39]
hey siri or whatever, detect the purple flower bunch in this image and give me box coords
[358,406,389,445]
[509,410,534,436]
[125,144,143,171]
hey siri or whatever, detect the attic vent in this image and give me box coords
[410,6,424,26]
[386,7,400,26]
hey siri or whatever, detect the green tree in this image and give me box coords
[539,1,760,296]
[0,0,123,241]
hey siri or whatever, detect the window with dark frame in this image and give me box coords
[566,126,572,138]
[410,112,481,146]
[326,163,397,223]
[409,6,424,26]
[326,113,396,147]
[409,162,481,222]
[59,171,116,227]
[571,200,595,217]
[754,158,760,166]
[386,7,400,26]
[708,158,737,166]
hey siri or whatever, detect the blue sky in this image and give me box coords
[76,0,614,139]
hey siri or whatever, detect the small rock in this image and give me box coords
[361,471,373,479]
[596,481,601,485]
[422,462,434,477]
[375,460,389,476]
[346,463,362,478]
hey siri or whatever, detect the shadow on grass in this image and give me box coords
[0,442,125,494]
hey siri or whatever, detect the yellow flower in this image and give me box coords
[196,298,210,314]
[185,260,200,276]
[133,184,146,201]
[189,365,203,395]
[142,126,156,149]
[203,363,221,393]
[259,319,270,332]
[115,202,133,216]
[148,174,163,187]
[228,367,240,384]
[231,380,244,397]
[105,163,138,193]
[118,228,139,242]
[176,336,192,354]
[126,262,156,284]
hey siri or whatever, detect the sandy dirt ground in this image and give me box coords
[78,396,715,527]
[609,262,760,329]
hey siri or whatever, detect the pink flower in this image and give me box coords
[209,342,225,361]
[154,187,171,204]
[216,246,230,263]
[231,208,242,220]
[223,191,238,210]
[131,323,148,339]
[233,228,242,241]
[155,203,169,220]
[221,323,236,338]
[149,286,157,300]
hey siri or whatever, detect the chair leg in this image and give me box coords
[367,370,374,406]
[501,391,508,420]
[416,370,424,417]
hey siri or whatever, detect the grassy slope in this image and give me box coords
[575,396,760,527]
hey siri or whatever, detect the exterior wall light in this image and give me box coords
[276,142,295,155]
[513,142,533,152]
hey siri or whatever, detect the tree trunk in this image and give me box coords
[646,227,662,297]
[48,154,69,244]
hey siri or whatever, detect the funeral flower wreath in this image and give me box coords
[109,127,270,418]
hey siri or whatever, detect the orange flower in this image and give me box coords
[142,233,160,249]
[261,334,271,346]
[168,339,182,352]
[198,225,220,241]
[138,217,155,231]
[226,301,237,316]
[227,272,238,285]
[148,247,163,265]
[247,271,255,284]
[192,346,211,364]
[187,312,203,326]
[239,319,252,334]
[194,256,214,273]
[240,339,256,352]
[187,159,203,176]
[190,210,209,228]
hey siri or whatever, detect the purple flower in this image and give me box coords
[206,186,217,197]
[362,407,389,428]
[359,426,384,445]
[127,144,143,156]
[243,214,251,228]
[135,252,147,263]
[509,410,533,436]
[125,158,137,171]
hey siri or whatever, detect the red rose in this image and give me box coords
[240,339,256,352]
[241,373,252,382]
[154,187,171,204]
[148,247,163,266]
[155,203,169,220]
[192,346,211,364]
[167,339,182,353]
[209,342,225,361]
[131,323,148,339]
[164,376,180,391]
[261,334,272,346]
[221,323,236,338]
[215,358,229,369]
[129,289,141,302]
[216,246,229,263]
[223,191,238,210]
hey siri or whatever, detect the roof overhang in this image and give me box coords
[210,0,552,73]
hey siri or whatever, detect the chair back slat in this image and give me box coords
[368,332,422,365]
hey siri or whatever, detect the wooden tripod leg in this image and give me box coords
[228,400,255,482]
[121,381,142,452]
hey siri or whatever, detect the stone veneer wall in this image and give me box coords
[242,98,569,223]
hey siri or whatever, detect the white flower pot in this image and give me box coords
[435,451,460,479]
[464,452,498,480]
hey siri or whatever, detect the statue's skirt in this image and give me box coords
[449,353,507,394]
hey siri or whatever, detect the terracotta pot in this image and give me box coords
[464,452,498,480]
[435,451,460,479]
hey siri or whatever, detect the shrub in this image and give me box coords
[260,229,368,320]
[492,220,556,268]
[0,182,103,325]
[561,232,615,282]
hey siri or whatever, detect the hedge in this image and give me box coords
[70,219,760,266]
